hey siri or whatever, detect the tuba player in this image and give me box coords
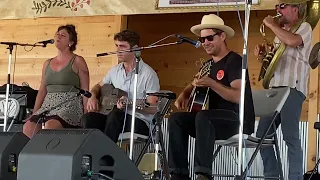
[254,0,312,179]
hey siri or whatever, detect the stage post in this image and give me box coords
[236,0,252,178]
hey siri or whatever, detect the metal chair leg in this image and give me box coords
[6,118,15,132]
[135,125,156,166]
[212,145,222,162]
[241,112,280,179]
[159,129,170,180]
[241,114,279,178]
[273,123,284,180]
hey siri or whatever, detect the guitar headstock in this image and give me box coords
[198,60,212,78]
[195,58,206,68]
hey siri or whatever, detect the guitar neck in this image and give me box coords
[121,99,145,105]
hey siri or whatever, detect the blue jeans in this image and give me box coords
[256,88,305,180]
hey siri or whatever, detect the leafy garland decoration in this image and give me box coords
[32,0,91,14]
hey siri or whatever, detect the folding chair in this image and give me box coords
[117,90,175,179]
[0,98,20,132]
[212,87,290,180]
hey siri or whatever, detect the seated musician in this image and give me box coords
[23,24,89,138]
[81,29,160,143]
[167,14,255,180]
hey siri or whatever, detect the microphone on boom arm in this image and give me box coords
[73,86,92,98]
[147,92,176,100]
[37,39,54,47]
[175,34,201,48]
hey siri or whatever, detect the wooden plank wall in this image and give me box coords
[307,21,320,171]
[127,11,309,120]
[0,15,126,90]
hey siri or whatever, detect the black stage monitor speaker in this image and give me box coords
[0,132,29,180]
[17,129,144,180]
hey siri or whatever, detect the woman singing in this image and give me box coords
[23,24,89,138]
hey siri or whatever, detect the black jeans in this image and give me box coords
[168,109,239,176]
[81,109,149,143]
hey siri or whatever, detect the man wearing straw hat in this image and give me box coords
[254,0,312,179]
[167,14,255,180]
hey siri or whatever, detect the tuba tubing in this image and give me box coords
[258,13,282,82]
[259,13,282,44]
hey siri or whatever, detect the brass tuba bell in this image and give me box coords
[257,0,320,89]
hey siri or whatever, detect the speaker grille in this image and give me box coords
[37,129,95,135]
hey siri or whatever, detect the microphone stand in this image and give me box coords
[129,51,140,160]
[236,0,251,179]
[97,41,182,57]
[0,41,44,132]
[97,40,184,160]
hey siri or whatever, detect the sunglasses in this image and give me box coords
[275,3,288,9]
[198,33,220,43]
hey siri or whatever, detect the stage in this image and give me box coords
[1,120,318,180]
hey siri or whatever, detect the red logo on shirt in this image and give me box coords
[216,70,224,80]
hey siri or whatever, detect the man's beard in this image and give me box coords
[279,18,288,27]
[205,46,218,56]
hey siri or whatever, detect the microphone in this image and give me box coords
[175,34,201,48]
[314,122,320,130]
[37,39,54,47]
[135,51,141,58]
[147,92,176,99]
[73,86,92,98]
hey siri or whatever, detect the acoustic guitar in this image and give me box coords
[98,84,156,116]
[187,60,213,112]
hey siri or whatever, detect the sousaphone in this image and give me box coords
[258,0,320,89]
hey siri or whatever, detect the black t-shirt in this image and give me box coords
[206,51,255,135]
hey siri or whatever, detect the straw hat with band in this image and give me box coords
[190,14,235,38]
[278,0,309,4]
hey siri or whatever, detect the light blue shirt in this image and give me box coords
[102,59,160,122]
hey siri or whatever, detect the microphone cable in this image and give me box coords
[23,39,54,52]
[86,170,115,180]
